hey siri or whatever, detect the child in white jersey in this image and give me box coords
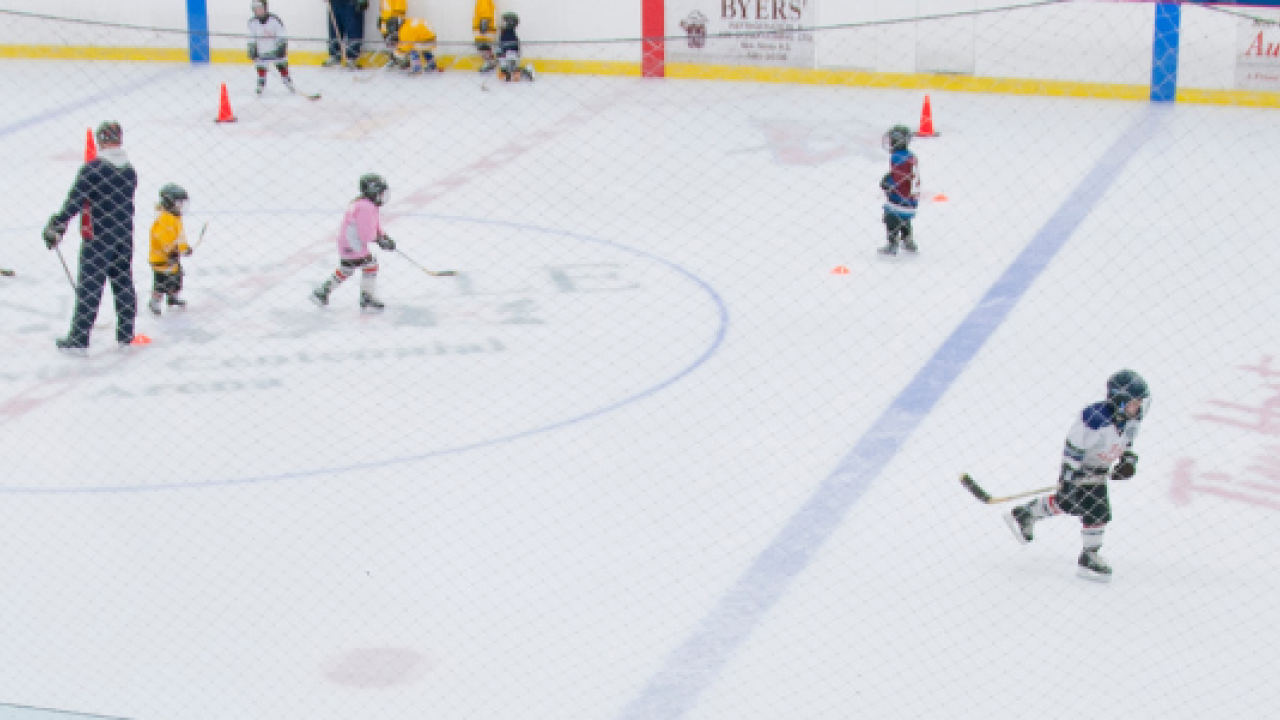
[1005,370,1151,582]
[248,0,296,95]
[311,174,396,311]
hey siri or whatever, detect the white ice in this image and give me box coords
[1,59,1279,720]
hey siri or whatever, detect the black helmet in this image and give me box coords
[502,12,519,30]
[1106,369,1150,419]
[882,124,911,152]
[159,183,189,215]
[383,15,403,39]
[96,120,123,146]
[359,173,388,206]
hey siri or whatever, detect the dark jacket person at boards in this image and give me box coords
[43,120,140,355]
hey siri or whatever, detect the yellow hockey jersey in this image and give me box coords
[396,18,437,52]
[149,210,191,274]
[474,0,496,43]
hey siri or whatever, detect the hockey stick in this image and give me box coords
[0,268,14,277]
[325,0,350,70]
[53,245,77,291]
[396,248,456,276]
[959,474,1054,505]
[192,221,210,251]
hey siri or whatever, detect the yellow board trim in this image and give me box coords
[3,43,1278,107]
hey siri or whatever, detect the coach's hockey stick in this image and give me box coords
[53,246,77,291]
[396,248,457,276]
[959,474,1053,505]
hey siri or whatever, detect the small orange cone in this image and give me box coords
[831,265,851,275]
[933,193,949,202]
[130,334,152,345]
[215,83,237,124]
[84,128,97,161]
[917,95,938,137]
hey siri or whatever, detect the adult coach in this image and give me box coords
[325,0,368,68]
[42,120,139,354]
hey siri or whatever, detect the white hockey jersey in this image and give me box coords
[1062,401,1143,483]
[248,14,287,59]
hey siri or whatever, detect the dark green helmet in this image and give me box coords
[359,173,388,206]
[882,124,912,152]
[159,183,189,214]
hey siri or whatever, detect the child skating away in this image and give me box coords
[312,174,396,312]
[497,12,535,82]
[147,183,193,316]
[1005,370,1152,582]
[878,124,919,256]
[248,0,296,95]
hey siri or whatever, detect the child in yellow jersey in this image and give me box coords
[474,0,497,73]
[147,183,193,316]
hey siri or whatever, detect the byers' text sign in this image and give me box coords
[1237,10,1280,90]
[667,0,816,68]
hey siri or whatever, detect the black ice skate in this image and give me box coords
[877,241,899,256]
[148,296,163,316]
[903,236,919,253]
[360,292,385,312]
[167,294,187,309]
[55,337,89,357]
[1005,505,1036,545]
[311,281,332,307]
[1077,549,1112,583]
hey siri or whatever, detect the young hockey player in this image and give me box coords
[312,174,396,312]
[878,124,919,256]
[383,16,440,74]
[1005,370,1152,582]
[474,0,497,73]
[147,184,193,316]
[497,12,535,82]
[248,0,296,95]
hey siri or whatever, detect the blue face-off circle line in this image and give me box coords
[0,211,730,494]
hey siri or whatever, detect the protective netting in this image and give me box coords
[2,2,1280,719]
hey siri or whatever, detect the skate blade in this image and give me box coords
[1003,514,1031,545]
[1076,567,1113,583]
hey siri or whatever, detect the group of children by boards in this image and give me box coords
[247,0,533,95]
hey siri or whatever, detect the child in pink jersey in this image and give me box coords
[312,173,396,311]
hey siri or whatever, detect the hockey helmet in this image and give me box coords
[1106,369,1151,419]
[502,12,519,30]
[95,120,123,146]
[881,124,912,152]
[359,173,388,206]
[383,15,404,40]
[159,183,189,215]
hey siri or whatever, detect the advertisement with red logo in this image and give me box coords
[667,0,817,68]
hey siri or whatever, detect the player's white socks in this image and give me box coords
[1082,526,1105,551]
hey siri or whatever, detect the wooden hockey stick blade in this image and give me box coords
[959,474,992,503]
[426,269,458,276]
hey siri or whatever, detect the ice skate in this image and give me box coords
[877,241,899,257]
[55,337,88,357]
[1077,549,1112,583]
[903,236,918,253]
[148,295,163,316]
[311,280,333,307]
[322,56,342,67]
[1005,505,1035,545]
[255,78,266,96]
[166,294,187,309]
[479,59,496,73]
[360,292,385,312]
[284,78,297,94]
[522,64,535,81]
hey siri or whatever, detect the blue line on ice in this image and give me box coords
[616,106,1169,720]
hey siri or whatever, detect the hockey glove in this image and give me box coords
[355,0,369,13]
[43,218,67,249]
[880,173,893,193]
[1111,451,1139,480]
[376,234,396,251]
[275,40,288,57]
[248,42,258,61]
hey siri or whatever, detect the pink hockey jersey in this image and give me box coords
[336,197,383,259]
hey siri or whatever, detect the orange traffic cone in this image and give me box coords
[84,128,97,161]
[917,95,938,138]
[831,265,851,275]
[215,83,237,123]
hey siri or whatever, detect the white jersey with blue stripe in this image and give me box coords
[1062,402,1141,483]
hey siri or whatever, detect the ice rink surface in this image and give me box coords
[2,59,1280,719]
